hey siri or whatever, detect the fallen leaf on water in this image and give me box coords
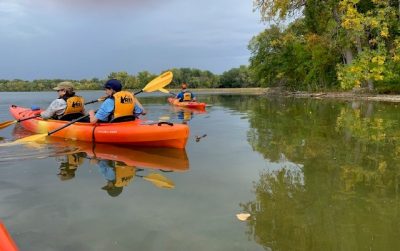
[236,213,251,221]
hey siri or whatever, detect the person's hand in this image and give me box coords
[88,110,98,124]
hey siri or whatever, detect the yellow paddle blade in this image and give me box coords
[0,133,47,147]
[142,71,173,92]
[0,120,17,129]
[143,173,175,189]
[15,133,48,143]
[158,87,170,94]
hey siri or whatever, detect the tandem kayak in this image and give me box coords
[10,105,189,149]
[167,98,206,110]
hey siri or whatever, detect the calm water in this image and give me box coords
[1,91,400,250]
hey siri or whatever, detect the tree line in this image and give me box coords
[0,67,257,92]
[250,0,400,93]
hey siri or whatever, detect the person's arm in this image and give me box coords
[176,92,183,101]
[134,99,146,115]
[89,110,98,123]
[191,92,196,101]
[40,99,66,119]
[89,99,114,123]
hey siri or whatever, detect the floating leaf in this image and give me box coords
[236,213,251,221]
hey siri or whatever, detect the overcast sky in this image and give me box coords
[0,0,265,80]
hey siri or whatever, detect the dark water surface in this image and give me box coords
[1,91,400,250]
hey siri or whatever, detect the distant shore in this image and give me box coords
[4,87,400,103]
[191,87,400,103]
[195,88,400,103]
[265,89,400,103]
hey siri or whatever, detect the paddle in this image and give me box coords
[0,114,40,130]
[131,71,173,95]
[159,87,177,96]
[8,71,174,144]
[141,172,175,189]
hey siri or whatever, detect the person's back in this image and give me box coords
[89,79,145,123]
[176,83,196,102]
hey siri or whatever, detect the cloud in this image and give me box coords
[0,0,265,79]
[24,0,171,11]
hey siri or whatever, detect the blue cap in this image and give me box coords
[104,79,122,92]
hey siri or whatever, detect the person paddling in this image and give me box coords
[175,82,196,102]
[89,79,145,123]
[41,82,85,121]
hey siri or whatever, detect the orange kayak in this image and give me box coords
[0,221,18,251]
[10,105,189,149]
[168,98,206,110]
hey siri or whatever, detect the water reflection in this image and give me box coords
[12,124,189,197]
[169,106,207,124]
[56,141,189,197]
[237,98,400,250]
[56,153,85,181]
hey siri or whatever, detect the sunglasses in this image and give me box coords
[57,89,65,92]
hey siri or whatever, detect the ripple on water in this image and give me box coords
[0,143,80,163]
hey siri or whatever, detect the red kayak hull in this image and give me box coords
[168,98,206,110]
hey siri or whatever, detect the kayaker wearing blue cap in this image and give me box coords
[89,79,145,123]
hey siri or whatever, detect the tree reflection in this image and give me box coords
[236,98,400,250]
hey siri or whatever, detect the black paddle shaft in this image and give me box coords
[18,114,40,122]
[48,114,89,136]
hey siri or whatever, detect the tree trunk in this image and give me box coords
[333,7,355,65]
[367,79,374,91]
[343,48,354,64]
[355,36,362,53]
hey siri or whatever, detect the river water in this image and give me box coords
[1,91,400,250]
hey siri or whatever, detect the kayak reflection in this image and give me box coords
[54,141,189,197]
[12,124,189,197]
[169,105,207,123]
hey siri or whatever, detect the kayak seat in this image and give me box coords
[110,115,136,123]
[59,113,86,121]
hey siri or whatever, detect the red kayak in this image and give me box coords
[168,98,206,110]
[9,105,189,149]
[0,221,18,251]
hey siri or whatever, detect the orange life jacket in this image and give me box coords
[63,96,85,116]
[114,163,135,187]
[183,92,193,101]
[112,91,136,121]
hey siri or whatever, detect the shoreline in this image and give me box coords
[265,90,400,103]
[192,87,400,103]
[3,87,400,102]
[194,88,400,103]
